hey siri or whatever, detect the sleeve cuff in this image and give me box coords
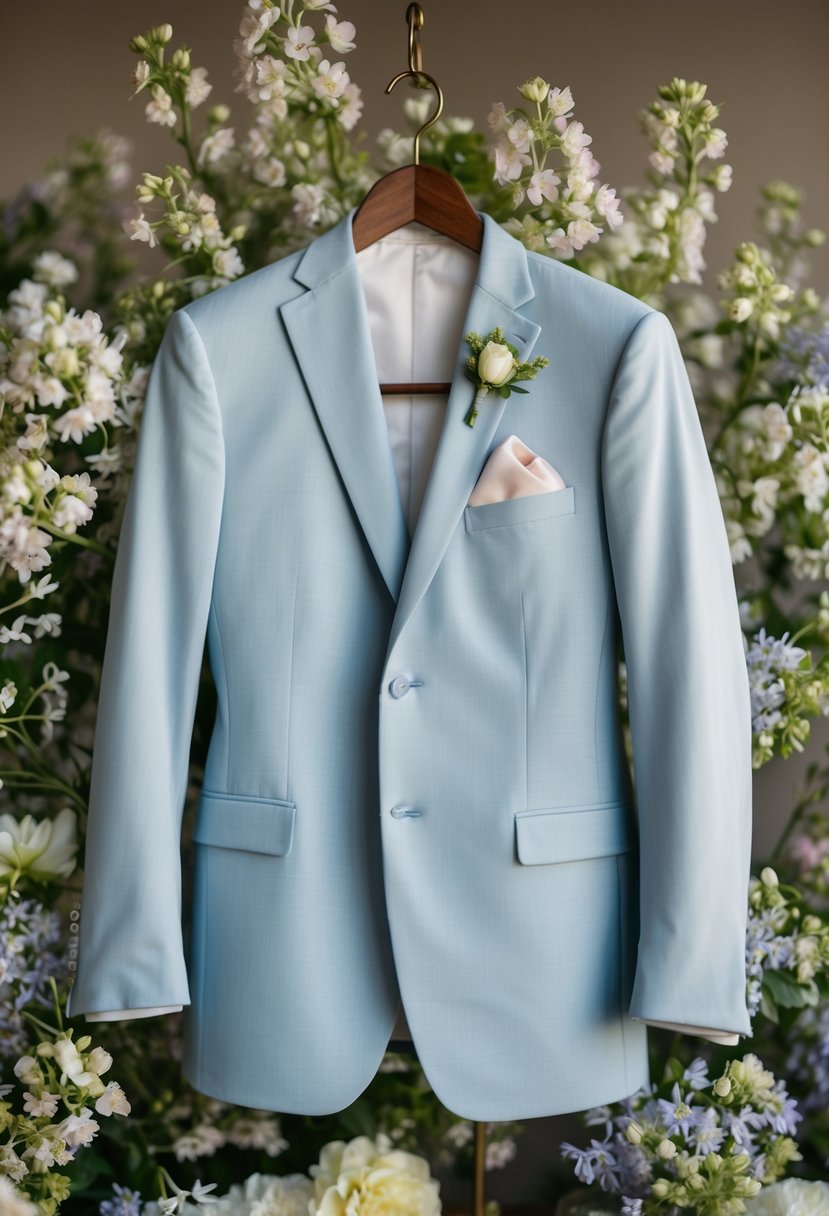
[84,1005,183,1022]
[631,1016,740,1045]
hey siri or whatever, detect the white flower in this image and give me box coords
[705,127,728,158]
[53,404,97,443]
[506,117,532,154]
[291,182,326,226]
[0,807,77,880]
[198,127,235,167]
[594,183,623,229]
[212,247,244,280]
[338,80,363,131]
[131,59,150,93]
[145,84,177,128]
[311,59,349,103]
[31,252,78,289]
[567,217,603,251]
[310,1135,441,1216]
[253,157,287,187]
[0,1177,37,1216]
[526,169,560,207]
[172,1122,226,1162]
[492,139,531,185]
[57,1107,100,1147]
[95,1081,131,1117]
[487,101,509,133]
[744,1178,829,1215]
[324,14,356,52]
[547,85,574,118]
[478,341,516,387]
[123,213,157,248]
[254,55,287,102]
[22,1090,59,1117]
[185,66,213,108]
[559,119,592,158]
[0,510,52,583]
[284,24,315,60]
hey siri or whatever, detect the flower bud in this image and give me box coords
[152,281,166,299]
[730,298,753,323]
[657,1138,677,1159]
[760,866,779,887]
[802,915,821,934]
[625,1120,644,1145]
[209,104,231,124]
[518,76,551,103]
[651,1180,670,1198]
[478,341,517,387]
[295,139,310,158]
[130,34,149,52]
[804,228,826,247]
[770,283,793,303]
[172,47,191,70]
[44,300,64,323]
[713,1075,732,1097]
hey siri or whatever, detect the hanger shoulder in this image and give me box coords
[351,164,483,253]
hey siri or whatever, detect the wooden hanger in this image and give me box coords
[351,2,484,396]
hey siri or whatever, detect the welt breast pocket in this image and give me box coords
[463,483,576,533]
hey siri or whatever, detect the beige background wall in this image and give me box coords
[2,0,828,1206]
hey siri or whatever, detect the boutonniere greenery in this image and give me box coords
[463,326,550,427]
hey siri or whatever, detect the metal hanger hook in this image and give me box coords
[384,3,444,166]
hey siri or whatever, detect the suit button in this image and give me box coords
[389,675,411,698]
[390,805,422,818]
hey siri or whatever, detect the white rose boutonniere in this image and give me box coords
[462,325,550,427]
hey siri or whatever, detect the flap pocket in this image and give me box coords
[192,789,296,856]
[514,799,634,865]
[464,483,575,532]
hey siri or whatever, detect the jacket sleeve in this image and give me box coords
[65,307,224,1020]
[600,308,753,1038]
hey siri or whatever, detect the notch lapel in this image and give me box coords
[279,227,411,603]
[278,206,542,649]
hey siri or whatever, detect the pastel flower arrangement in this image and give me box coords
[561,1054,803,1215]
[1,0,829,1210]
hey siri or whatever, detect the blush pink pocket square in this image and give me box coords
[467,433,567,507]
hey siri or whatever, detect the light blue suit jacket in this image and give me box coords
[65,206,753,1120]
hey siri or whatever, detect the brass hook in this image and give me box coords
[384,3,444,166]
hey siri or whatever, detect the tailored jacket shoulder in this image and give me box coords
[66,205,753,1121]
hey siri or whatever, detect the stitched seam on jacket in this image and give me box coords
[520,591,528,812]
[616,853,629,1092]
[208,596,231,791]
[285,563,299,797]
[593,590,611,792]
[197,847,209,1085]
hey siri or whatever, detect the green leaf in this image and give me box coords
[508,385,529,394]
[763,969,819,1009]
[759,986,779,1023]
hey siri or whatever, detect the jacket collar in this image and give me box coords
[278,205,542,659]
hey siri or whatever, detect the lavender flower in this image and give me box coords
[99,1183,142,1216]
[775,322,829,390]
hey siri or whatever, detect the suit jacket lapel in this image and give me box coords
[278,206,542,645]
